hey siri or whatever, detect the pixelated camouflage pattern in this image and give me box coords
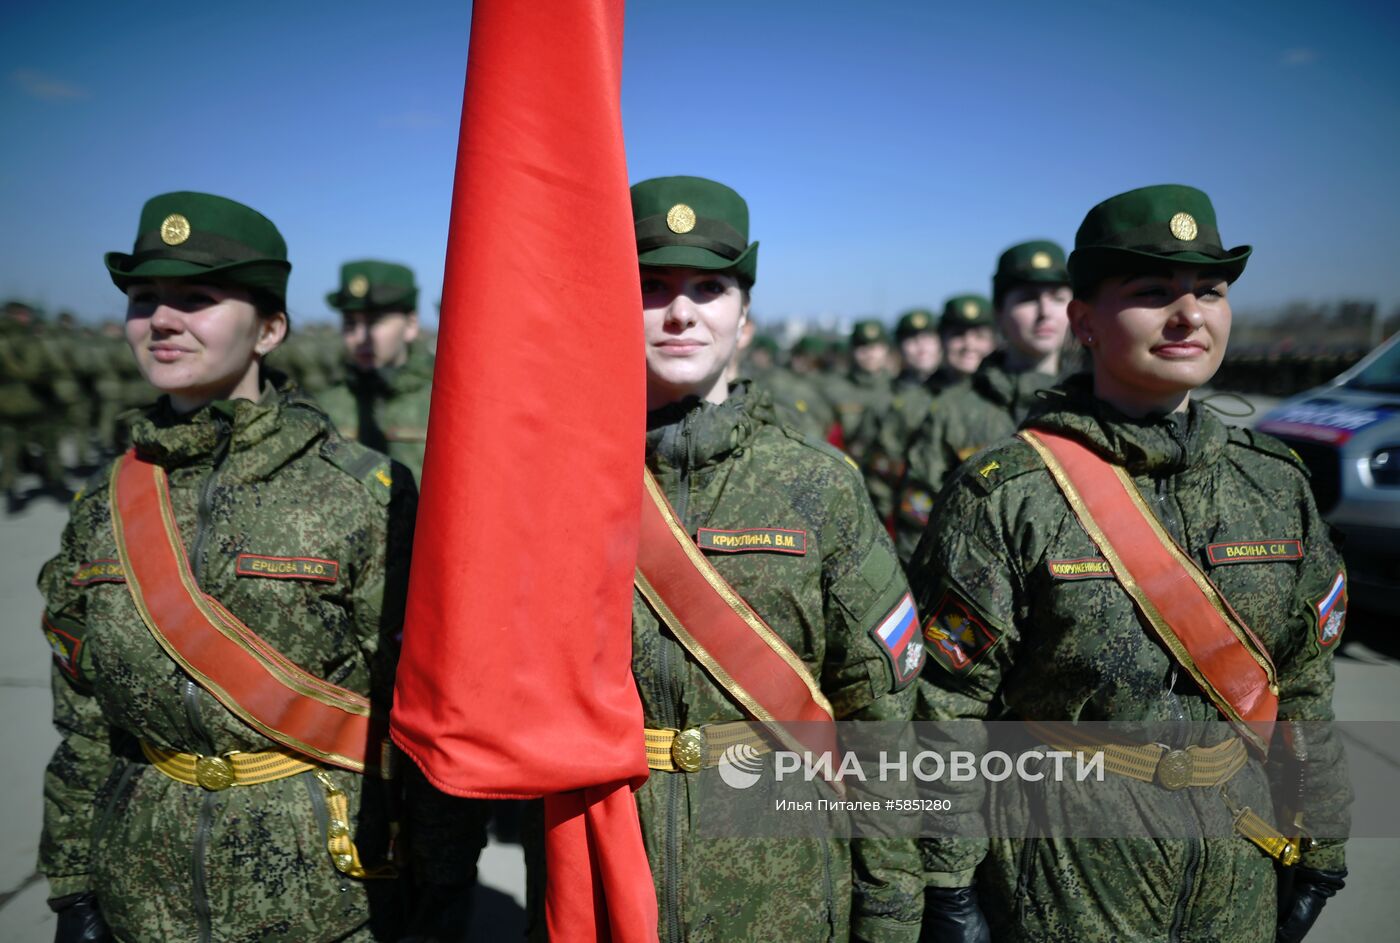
[624,386,923,942]
[39,379,417,942]
[317,346,434,484]
[830,369,895,464]
[894,354,1057,562]
[743,364,837,441]
[907,376,1350,942]
[856,368,965,524]
[269,330,343,396]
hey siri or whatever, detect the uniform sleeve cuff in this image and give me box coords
[44,874,91,902]
[850,913,922,943]
[925,868,977,888]
[1302,840,1346,873]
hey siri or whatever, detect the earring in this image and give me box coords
[1083,333,1094,345]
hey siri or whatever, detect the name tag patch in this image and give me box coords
[235,554,340,583]
[870,592,924,688]
[696,528,806,555]
[922,592,997,673]
[1206,540,1303,566]
[1047,558,1113,580]
[1315,571,1346,647]
[71,559,125,586]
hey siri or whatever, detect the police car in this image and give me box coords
[1256,333,1400,610]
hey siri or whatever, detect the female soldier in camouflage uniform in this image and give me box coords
[912,185,1348,942]
[622,175,929,942]
[39,192,416,942]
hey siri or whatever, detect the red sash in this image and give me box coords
[1020,429,1278,753]
[635,470,836,758]
[111,450,380,772]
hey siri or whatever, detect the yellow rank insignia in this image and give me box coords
[1030,251,1052,269]
[160,213,191,246]
[863,324,880,340]
[1169,212,1198,241]
[962,300,978,319]
[348,274,370,298]
[912,312,929,328]
[375,468,393,487]
[666,203,696,234]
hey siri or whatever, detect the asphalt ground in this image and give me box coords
[2,393,1396,940]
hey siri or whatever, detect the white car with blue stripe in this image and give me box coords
[1256,333,1400,610]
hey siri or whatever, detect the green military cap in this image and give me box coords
[993,240,1069,296]
[105,191,291,308]
[851,319,890,348]
[793,335,827,357]
[895,308,936,341]
[631,176,759,287]
[751,333,779,356]
[1068,184,1251,295]
[939,294,994,332]
[327,260,419,312]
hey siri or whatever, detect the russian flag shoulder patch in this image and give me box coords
[1315,570,1346,648]
[870,592,924,689]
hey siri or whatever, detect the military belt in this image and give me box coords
[645,722,770,773]
[1025,725,1301,866]
[1027,721,1247,790]
[141,742,316,790]
[141,742,397,880]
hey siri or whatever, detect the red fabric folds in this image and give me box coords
[389,1,655,939]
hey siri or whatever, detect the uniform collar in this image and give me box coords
[130,376,327,479]
[1027,374,1228,474]
[345,344,432,395]
[645,383,762,471]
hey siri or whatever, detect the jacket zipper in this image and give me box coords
[189,415,231,943]
[659,414,692,943]
[1169,792,1201,942]
[821,841,836,938]
[1152,469,1201,941]
[192,792,216,943]
[189,415,232,586]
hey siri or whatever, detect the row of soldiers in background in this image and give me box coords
[739,239,1076,564]
[0,261,435,513]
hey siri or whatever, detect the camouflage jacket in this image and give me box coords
[631,387,924,942]
[858,368,965,524]
[830,369,894,463]
[744,365,837,441]
[316,347,434,484]
[38,381,417,942]
[894,354,1057,562]
[907,379,1350,942]
[0,321,48,419]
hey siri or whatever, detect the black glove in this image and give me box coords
[50,893,112,943]
[1277,867,1347,943]
[921,885,991,943]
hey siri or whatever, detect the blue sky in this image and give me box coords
[3,0,1398,326]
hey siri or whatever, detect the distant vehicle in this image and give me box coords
[1256,333,1400,611]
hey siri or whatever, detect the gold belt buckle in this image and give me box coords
[1155,748,1193,791]
[671,728,707,773]
[194,754,237,791]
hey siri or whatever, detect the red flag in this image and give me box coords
[389,1,656,939]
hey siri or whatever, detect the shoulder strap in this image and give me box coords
[110,450,380,772]
[634,469,836,759]
[1019,429,1278,754]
